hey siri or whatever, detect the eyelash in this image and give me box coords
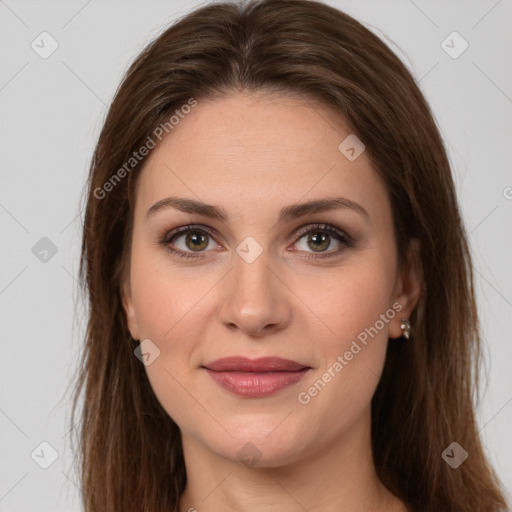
[158,223,353,261]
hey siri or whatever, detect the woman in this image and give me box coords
[71,0,510,510]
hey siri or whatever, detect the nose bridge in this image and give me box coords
[219,244,290,335]
[234,248,273,300]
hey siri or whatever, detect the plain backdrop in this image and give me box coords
[0,1,511,510]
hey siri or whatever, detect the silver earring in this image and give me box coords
[400,318,411,340]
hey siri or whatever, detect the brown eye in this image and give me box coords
[307,231,331,252]
[292,223,352,260]
[159,225,219,260]
[184,231,209,251]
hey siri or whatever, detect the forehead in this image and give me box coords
[134,92,389,224]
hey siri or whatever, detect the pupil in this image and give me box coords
[309,232,329,252]
[188,232,207,250]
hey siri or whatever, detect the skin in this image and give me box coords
[121,92,421,512]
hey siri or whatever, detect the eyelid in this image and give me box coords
[292,222,353,245]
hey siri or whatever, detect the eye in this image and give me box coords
[291,223,352,260]
[159,223,352,261]
[159,225,220,260]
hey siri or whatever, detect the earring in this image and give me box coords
[400,318,411,340]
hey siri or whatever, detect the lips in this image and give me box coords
[202,356,311,397]
[203,356,308,372]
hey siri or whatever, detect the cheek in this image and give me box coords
[129,254,211,429]
[128,247,223,418]
[297,254,397,349]
[293,252,396,421]
[294,302,392,448]
[129,242,213,343]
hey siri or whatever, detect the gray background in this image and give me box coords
[0,0,511,510]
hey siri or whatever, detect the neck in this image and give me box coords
[178,406,407,512]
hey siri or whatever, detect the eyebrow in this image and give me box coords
[146,196,369,223]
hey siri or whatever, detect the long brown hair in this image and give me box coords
[69,1,509,510]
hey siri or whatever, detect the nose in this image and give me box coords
[218,250,292,338]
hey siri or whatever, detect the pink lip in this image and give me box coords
[202,356,311,398]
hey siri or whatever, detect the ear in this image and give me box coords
[389,238,423,339]
[120,275,141,341]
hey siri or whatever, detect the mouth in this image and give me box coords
[202,356,311,398]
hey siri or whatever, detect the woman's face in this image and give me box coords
[122,92,418,466]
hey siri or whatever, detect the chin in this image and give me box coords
[205,423,310,469]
